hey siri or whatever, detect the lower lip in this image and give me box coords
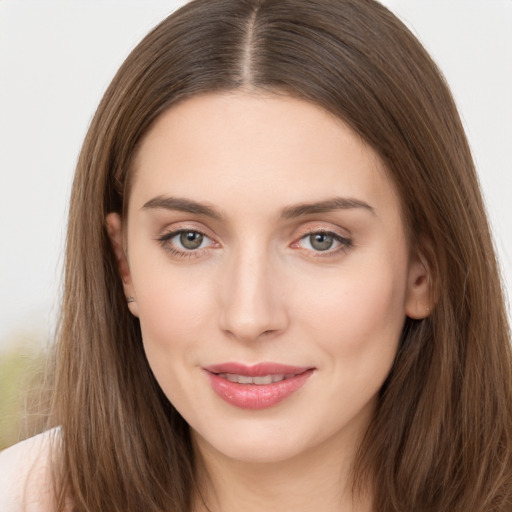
[205,370,314,410]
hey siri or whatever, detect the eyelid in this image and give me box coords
[290,223,353,256]
[292,222,351,242]
[156,220,219,242]
[156,224,219,258]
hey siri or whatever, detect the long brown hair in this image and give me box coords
[51,0,512,510]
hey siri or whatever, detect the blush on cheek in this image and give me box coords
[358,281,405,342]
[305,271,405,356]
[135,271,216,372]
[137,263,211,318]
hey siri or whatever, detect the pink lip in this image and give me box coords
[203,362,315,410]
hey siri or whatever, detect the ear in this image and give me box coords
[105,212,139,317]
[405,254,432,319]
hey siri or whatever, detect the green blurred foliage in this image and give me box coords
[0,334,52,451]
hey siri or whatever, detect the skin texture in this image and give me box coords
[107,92,430,511]
[0,429,61,512]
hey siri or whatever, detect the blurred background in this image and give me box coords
[1,0,511,450]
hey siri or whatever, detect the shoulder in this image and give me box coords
[0,429,60,512]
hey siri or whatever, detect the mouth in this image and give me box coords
[214,373,295,385]
[203,363,315,410]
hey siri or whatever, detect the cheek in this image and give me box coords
[132,264,219,407]
[129,253,216,365]
[295,258,408,360]
[289,258,408,434]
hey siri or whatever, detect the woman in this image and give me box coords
[1,0,511,510]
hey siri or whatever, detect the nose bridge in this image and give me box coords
[219,240,287,342]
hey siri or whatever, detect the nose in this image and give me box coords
[218,247,289,343]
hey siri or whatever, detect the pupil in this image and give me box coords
[310,233,333,251]
[180,231,203,249]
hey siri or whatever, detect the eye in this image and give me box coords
[294,230,352,255]
[176,230,206,250]
[157,228,216,257]
[305,232,336,251]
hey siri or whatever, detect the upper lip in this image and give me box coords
[203,362,313,377]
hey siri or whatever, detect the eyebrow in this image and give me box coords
[142,196,223,220]
[281,197,375,218]
[141,195,375,219]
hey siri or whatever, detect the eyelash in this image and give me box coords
[157,229,215,259]
[157,228,353,259]
[293,229,353,257]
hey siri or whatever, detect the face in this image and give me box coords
[107,92,429,464]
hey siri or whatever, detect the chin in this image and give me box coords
[210,439,307,464]
[192,420,314,464]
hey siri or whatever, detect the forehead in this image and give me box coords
[129,92,401,221]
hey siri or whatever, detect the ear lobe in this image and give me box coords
[105,213,139,317]
[405,255,432,319]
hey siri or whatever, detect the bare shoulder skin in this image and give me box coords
[0,429,59,512]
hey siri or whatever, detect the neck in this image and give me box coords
[192,430,371,512]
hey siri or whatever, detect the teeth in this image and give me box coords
[253,375,273,385]
[217,373,288,385]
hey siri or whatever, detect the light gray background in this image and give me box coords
[1,1,511,350]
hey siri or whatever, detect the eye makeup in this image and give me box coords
[156,224,353,261]
[293,230,353,257]
[157,228,216,259]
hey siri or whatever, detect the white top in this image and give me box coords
[0,430,59,512]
